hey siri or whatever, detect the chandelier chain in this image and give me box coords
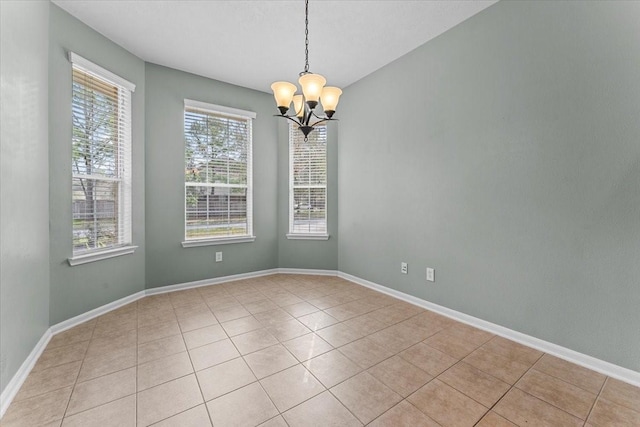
[304,0,310,73]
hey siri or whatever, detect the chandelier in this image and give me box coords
[271,0,342,140]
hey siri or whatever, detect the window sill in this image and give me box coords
[182,236,256,248]
[68,245,138,266]
[286,234,330,241]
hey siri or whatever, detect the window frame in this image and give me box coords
[68,52,137,266]
[287,123,329,240]
[182,99,256,247]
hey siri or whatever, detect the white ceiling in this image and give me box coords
[52,0,498,93]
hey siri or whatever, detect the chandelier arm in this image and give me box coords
[274,114,304,127]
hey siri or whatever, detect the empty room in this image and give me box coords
[1,0,639,426]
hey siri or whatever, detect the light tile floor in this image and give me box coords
[2,274,639,426]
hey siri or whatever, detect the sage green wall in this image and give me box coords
[0,0,50,394]
[144,64,278,288]
[338,1,640,371]
[277,120,339,270]
[49,5,146,325]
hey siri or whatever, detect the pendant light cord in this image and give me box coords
[304,0,310,74]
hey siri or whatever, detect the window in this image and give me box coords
[183,100,255,246]
[288,124,328,239]
[70,53,135,265]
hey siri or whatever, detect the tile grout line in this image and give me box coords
[583,375,608,426]
[59,316,98,424]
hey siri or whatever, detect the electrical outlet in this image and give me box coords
[401,262,408,274]
[426,267,435,282]
[216,252,222,262]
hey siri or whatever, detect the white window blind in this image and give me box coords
[184,100,254,241]
[71,55,133,256]
[289,124,327,235]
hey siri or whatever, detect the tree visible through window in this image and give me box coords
[71,63,132,255]
[184,101,253,241]
[289,124,327,235]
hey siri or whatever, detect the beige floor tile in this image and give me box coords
[260,364,325,412]
[182,324,227,349]
[282,391,362,427]
[258,415,289,427]
[400,311,453,336]
[32,341,89,372]
[438,361,510,408]
[283,333,333,362]
[77,347,136,382]
[339,337,394,370]
[304,349,362,388]
[61,395,135,427]
[253,308,295,326]
[368,356,432,397]
[265,318,311,342]
[92,318,137,340]
[533,354,606,394]
[177,311,218,333]
[476,411,518,427]
[48,321,95,350]
[206,382,278,426]
[297,311,339,330]
[231,329,279,355]
[493,387,583,427]
[137,351,194,391]
[281,301,319,317]
[269,293,304,307]
[587,397,640,426]
[599,377,640,411]
[445,323,495,347]
[85,330,136,359]
[235,291,267,304]
[243,344,299,379]
[14,360,81,402]
[151,404,212,427]
[482,336,543,366]
[138,334,186,364]
[189,338,240,371]
[137,374,203,426]
[368,324,425,354]
[0,386,72,427]
[324,301,375,321]
[137,320,181,344]
[369,400,440,427]
[368,305,420,326]
[407,379,488,427]
[399,343,457,376]
[423,329,484,359]
[244,299,278,314]
[463,347,530,384]
[342,315,387,336]
[331,371,401,424]
[67,367,136,416]
[213,305,251,323]
[221,315,262,336]
[516,369,597,419]
[197,357,256,401]
[137,309,177,329]
[205,295,240,310]
[315,323,365,347]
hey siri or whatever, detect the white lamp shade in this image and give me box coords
[293,95,305,118]
[298,73,326,104]
[321,86,342,112]
[271,81,297,108]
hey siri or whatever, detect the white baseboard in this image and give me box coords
[50,290,146,335]
[145,268,280,296]
[0,329,52,417]
[339,271,640,388]
[3,268,639,419]
[277,268,338,276]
